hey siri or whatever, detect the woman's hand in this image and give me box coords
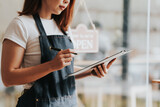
[91,58,116,78]
[51,49,75,70]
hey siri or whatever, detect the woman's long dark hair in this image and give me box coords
[18,0,75,31]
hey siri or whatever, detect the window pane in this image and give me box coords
[72,0,149,107]
[150,0,160,107]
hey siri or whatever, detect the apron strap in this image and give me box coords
[33,13,68,36]
[33,13,47,36]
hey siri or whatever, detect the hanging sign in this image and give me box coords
[71,24,99,53]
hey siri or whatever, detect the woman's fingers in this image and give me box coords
[93,67,101,78]
[92,64,107,77]
[101,63,107,74]
[91,58,116,78]
[97,65,105,77]
[64,58,72,62]
[106,58,116,69]
[62,53,75,58]
[92,65,105,78]
[58,49,75,59]
[63,62,71,66]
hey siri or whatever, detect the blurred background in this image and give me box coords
[0,0,160,107]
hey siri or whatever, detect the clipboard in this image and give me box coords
[67,50,132,77]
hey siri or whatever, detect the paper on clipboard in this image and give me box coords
[67,50,132,77]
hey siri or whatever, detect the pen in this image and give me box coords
[50,47,78,55]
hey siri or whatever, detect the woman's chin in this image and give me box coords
[52,11,62,15]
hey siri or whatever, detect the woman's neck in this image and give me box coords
[39,5,52,19]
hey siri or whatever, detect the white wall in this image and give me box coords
[0,0,24,36]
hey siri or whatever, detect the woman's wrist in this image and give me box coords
[48,60,58,72]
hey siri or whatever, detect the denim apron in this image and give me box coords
[16,13,77,107]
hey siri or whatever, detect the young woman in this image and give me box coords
[1,0,116,106]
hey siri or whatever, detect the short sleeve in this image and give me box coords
[3,17,28,49]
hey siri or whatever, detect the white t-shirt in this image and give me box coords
[3,15,73,88]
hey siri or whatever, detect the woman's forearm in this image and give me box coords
[2,61,56,87]
[2,39,75,87]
